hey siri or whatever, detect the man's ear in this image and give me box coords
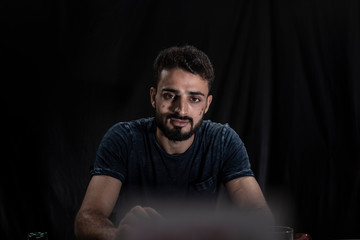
[204,94,213,114]
[150,87,156,108]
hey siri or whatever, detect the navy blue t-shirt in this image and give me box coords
[91,118,254,216]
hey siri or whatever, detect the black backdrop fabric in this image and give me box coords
[1,0,359,239]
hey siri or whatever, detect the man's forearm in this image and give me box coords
[74,209,119,240]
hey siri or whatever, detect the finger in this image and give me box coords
[144,207,164,222]
[144,207,161,217]
[120,206,152,226]
[130,205,152,219]
[120,212,136,226]
[115,224,133,240]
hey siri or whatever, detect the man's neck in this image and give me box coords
[155,128,194,155]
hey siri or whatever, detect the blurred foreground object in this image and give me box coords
[27,232,48,240]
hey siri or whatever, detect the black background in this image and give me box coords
[1,0,359,239]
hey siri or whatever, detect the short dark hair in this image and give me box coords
[153,45,214,92]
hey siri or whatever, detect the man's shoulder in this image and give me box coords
[111,117,154,129]
[200,120,231,133]
[200,120,241,142]
[105,117,154,137]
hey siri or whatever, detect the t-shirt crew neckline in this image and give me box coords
[150,119,200,159]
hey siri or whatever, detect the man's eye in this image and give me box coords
[190,97,201,103]
[163,93,175,100]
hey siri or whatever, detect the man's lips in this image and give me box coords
[169,118,190,127]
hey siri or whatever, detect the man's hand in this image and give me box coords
[119,205,162,226]
[75,175,163,240]
[115,206,162,240]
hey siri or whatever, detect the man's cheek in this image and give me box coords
[199,108,205,116]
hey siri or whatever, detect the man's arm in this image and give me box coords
[225,176,273,217]
[74,175,123,240]
[75,175,161,240]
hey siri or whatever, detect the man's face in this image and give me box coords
[150,68,213,141]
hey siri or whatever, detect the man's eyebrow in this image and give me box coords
[162,88,179,94]
[188,91,205,96]
[161,88,205,97]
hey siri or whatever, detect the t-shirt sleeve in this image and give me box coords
[221,125,254,183]
[90,123,131,182]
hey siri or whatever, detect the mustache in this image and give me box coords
[166,114,193,123]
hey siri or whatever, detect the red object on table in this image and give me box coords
[295,233,312,240]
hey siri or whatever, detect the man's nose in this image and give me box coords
[173,96,188,115]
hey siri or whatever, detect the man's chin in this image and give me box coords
[168,124,190,132]
[165,129,194,142]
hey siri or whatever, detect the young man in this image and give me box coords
[74,46,271,240]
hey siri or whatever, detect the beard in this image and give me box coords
[155,112,203,141]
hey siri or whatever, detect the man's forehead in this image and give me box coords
[158,68,209,93]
